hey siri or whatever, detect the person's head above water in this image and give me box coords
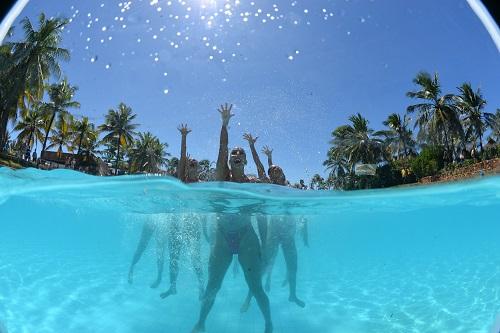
[268,165,286,185]
[229,147,247,171]
[186,158,199,182]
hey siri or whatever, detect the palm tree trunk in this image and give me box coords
[443,126,450,163]
[27,128,34,151]
[115,137,121,175]
[41,111,57,157]
[0,108,10,151]
[77,130,84,155]
[478,131,483,154]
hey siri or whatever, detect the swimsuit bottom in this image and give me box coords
[220,224,251,255]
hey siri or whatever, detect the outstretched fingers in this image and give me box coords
[177,123,192,135]
[262,145,273,156]
[243,133,258,143]
[218,103,235,125]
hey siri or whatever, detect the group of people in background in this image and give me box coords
[128,103,309,333]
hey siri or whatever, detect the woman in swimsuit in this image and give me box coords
[241,165,307,312]
[191,104,273,333]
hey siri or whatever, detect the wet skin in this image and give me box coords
[192,104,272,333]
[241,166,306,312]
[161,124,205,299]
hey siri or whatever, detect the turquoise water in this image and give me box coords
[0,168,499,333]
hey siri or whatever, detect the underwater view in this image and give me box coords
[0,169,499,333]
[0,0,500,332]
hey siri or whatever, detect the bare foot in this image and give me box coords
[191,323,205,333]
[160,285,177,299]
[289,295,305,308]
[150,278,161,289]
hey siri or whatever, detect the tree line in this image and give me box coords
[313,72,500,190]
[1,14,499,188]
[0,14,217,177]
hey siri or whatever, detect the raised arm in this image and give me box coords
[243,133,266,180]
[262,146,273,169]
[215,103,233,181]
[177,124,191,181]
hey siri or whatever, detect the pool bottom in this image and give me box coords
[0,241,499,333]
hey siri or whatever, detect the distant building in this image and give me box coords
[41,151,110,176]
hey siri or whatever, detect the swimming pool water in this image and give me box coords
[0,168,499,333]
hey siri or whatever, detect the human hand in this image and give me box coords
[243,133,258,145]
[177,123,191,136]
[262,145,273,157]
[218,103,234,127]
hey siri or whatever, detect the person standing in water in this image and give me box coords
[241,164,307,312]
[160,124,206,300]
[128,124,205,293]
[265,165,307,307]
[191,104,273,333]
[127,212,169,288]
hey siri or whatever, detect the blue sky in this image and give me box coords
[8,0,500,182]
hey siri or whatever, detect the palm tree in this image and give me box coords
[380,113,415,159]
[99,103,138,175]
[328,113,385,171]
[198,159,215,181]
[47,113,74,157]
[0,14,69,148]
[323,150,350,190]
[72,116,97,155]
[80,128,101,156]
[40,79,80,157]
[129,132,169,173]
[0,43,17,150]
[455,83,488,153]
[14,104,45,151]
[166,157,179,175]
[406,72,463,161]
[310,174,325,190]
[323,147,348,177]
[485,109,500,141]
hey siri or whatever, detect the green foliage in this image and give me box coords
[484,143,500,160]
[129,132,168,173]
[99,103,138,174]
[410,146,445,179]
[1,14,69,149]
